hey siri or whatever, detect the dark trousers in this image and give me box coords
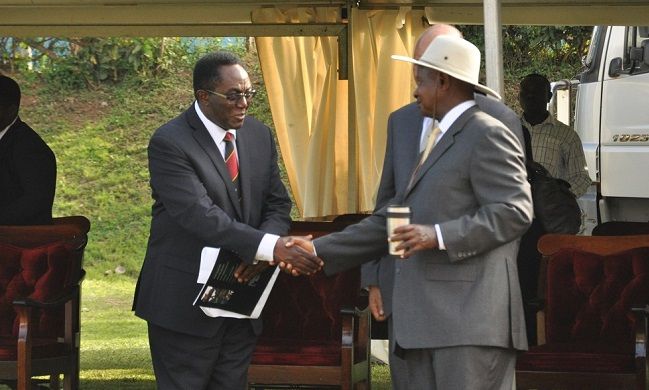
[148,319,258,390]
[516,218,545,346]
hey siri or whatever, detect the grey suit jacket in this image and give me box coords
[319,105,532,351]
[133,104,291,338]
[360,95,524,317]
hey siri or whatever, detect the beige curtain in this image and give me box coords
[254,7,347,218]
[254,8,427,218]
[350,8,427,211]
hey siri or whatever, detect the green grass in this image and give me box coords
[79,278,155,389]
[34,75,193,280]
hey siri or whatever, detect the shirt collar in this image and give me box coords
[521,112,556,129]
[0,116,18,142]
[438,100,476,135]
[194,101,235,142]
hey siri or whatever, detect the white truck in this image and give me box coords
[552,25,649,233]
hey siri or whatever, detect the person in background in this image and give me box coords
[361,23,524,389]
[516,72,591,345]
[0,74,56,226]
[519,73,590,197]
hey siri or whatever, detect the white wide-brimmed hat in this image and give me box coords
[391,35,501,100]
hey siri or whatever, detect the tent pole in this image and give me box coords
[345,9,357,213]
[483,0,504,101]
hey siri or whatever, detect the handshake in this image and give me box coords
[271,235,323,276]
[233,224,437,283]
[233,236,319,283]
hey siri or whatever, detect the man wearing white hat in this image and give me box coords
[284,34,533,389]
[360,24,525,389]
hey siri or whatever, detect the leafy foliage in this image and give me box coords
[42,38,188,89]
[462,25,590,74]
[1,37,243,90]
[461,25,591,109]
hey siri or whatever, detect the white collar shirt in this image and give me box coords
[194,101,236,159]
[438,100,476,141]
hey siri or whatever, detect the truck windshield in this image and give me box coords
[584,26,603,69]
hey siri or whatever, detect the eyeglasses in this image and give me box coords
[204,89,257,103]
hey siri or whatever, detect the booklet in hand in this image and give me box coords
[194,247,279,319]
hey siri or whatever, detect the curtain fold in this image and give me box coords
[351,8,427,211]
[254,7,347,218]
[254,7,427,218]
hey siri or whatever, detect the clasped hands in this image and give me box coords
[232,236,320,284]
[234,223,438,281]
[272,235,322,276]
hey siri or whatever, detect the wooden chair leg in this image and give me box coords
[64,370,79,390]
[16,307,33,390]
[632,305,649,390]
[50,373,61,389]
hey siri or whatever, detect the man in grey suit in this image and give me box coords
[288,35,532,389]
[133,52,320,390]
[361,24,524,389]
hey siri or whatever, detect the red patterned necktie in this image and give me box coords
[223,132,240,195]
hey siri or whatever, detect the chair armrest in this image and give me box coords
[341,305,369,318]
[12,269,85,308]
[13,285,80,309]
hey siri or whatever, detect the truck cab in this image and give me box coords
[556,26,649,232]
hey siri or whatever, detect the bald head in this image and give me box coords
[413,24,463,60]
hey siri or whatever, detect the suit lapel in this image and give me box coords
[0,119,19,150]
[406,106,479,195]
[187,106,243,220]
[403,105,425,168]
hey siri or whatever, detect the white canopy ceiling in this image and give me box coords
[1,0,648,37]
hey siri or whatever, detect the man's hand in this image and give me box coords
[368,285,386,322]
[391,224,438,258]
[273,235,323,276]
[233,262,269,284]
[285,235,315,253]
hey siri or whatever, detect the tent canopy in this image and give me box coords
[1,0,648,37]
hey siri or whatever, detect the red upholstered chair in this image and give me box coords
[593,221,649,236]
[248,216,371,390]
[516,234,649,390]
[0,216,90,390]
